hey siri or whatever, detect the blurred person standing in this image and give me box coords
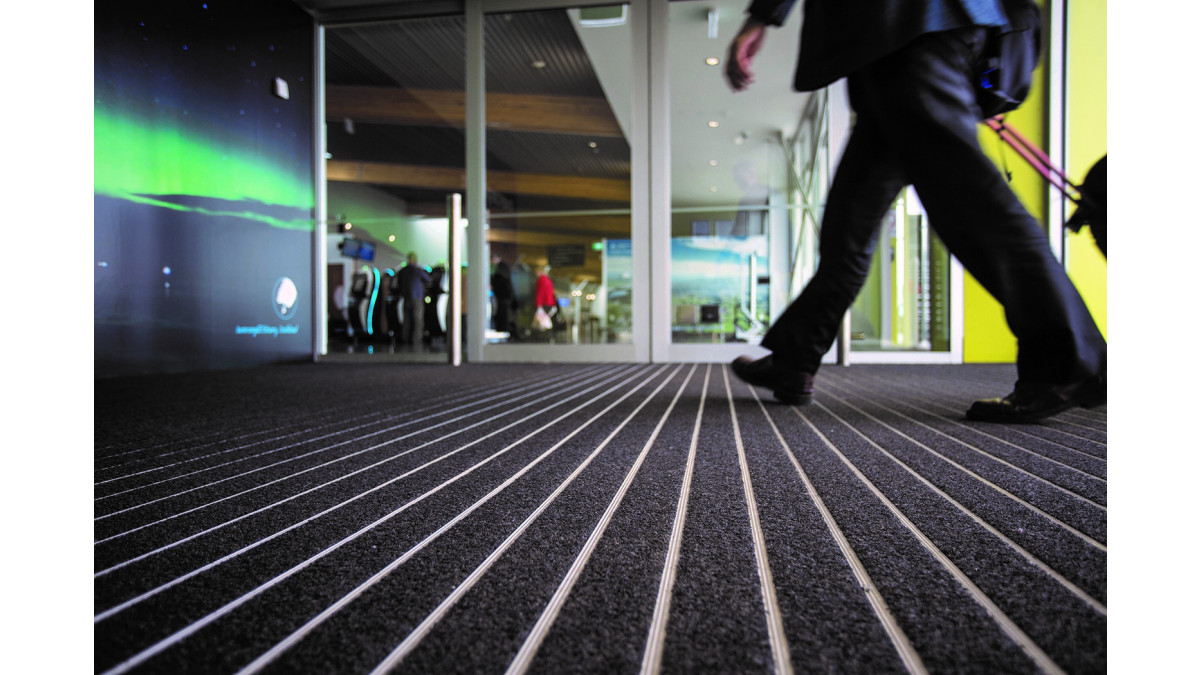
[397,251,431,349]
[491,257,520,340]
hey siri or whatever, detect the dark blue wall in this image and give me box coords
[95,0,316,377]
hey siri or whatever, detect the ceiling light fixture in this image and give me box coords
[708,159,719,166]
[531,59,547,69]
[705,57,720,66]
[707,120,720,128]
[579,5,627,27]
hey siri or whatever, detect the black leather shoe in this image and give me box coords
[966,373,1106,423]
[731,355,815,405]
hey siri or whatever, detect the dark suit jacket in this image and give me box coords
[397,264,432,304]
[746,0,1008,91]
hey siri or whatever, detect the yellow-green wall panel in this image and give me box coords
[1066,0,1107,338]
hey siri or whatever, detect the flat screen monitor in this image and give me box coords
[358,240,375,262]
[341,237,375,262]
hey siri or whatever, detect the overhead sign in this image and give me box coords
[548,244,586,268]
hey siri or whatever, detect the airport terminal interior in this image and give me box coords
[91,0,1126,673]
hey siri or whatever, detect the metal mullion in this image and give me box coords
[313,23,328,360]
[466,0,487,362]
[648,0,670,362]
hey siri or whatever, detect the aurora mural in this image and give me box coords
[95,0,315,376]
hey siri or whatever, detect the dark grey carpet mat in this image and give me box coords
[94,362,1106,674]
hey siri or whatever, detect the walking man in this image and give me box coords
[725,0,1106,422]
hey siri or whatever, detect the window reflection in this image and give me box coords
[323,16,467,358]
[483,6,632,345]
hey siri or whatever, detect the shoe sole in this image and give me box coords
[966,401,1074,423]
[773,390,813,406]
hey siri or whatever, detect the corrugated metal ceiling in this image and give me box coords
[320,6,629,212]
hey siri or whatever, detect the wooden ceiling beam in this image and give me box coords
[326,85,624,138]
[485,227,624,246]
[327,159,630,202]
[487,217,631,237]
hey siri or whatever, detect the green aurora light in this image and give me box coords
[94,105,314,231]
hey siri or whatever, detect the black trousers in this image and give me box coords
[402,298,424,346]
[762,27,1106,385]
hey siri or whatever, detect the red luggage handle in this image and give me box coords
[985,115,1085,206]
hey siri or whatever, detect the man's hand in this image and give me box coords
[725,18,769,92]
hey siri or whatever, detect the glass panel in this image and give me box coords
[323,16,467,358]
[788,90,828,320]
[483,6,632,345]
[850,187,952,352]
[668,0,808,345]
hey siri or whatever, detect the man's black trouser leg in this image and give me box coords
[760,121,905,374]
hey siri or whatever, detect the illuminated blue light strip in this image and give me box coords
[367,267,381,336]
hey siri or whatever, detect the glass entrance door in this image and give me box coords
[656,0,960,364]
[321,14,468,361]
[480,4,636,360]
[661,0,808,362]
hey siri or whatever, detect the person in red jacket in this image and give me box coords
[533,265,557,333]
[534,266,556,312]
